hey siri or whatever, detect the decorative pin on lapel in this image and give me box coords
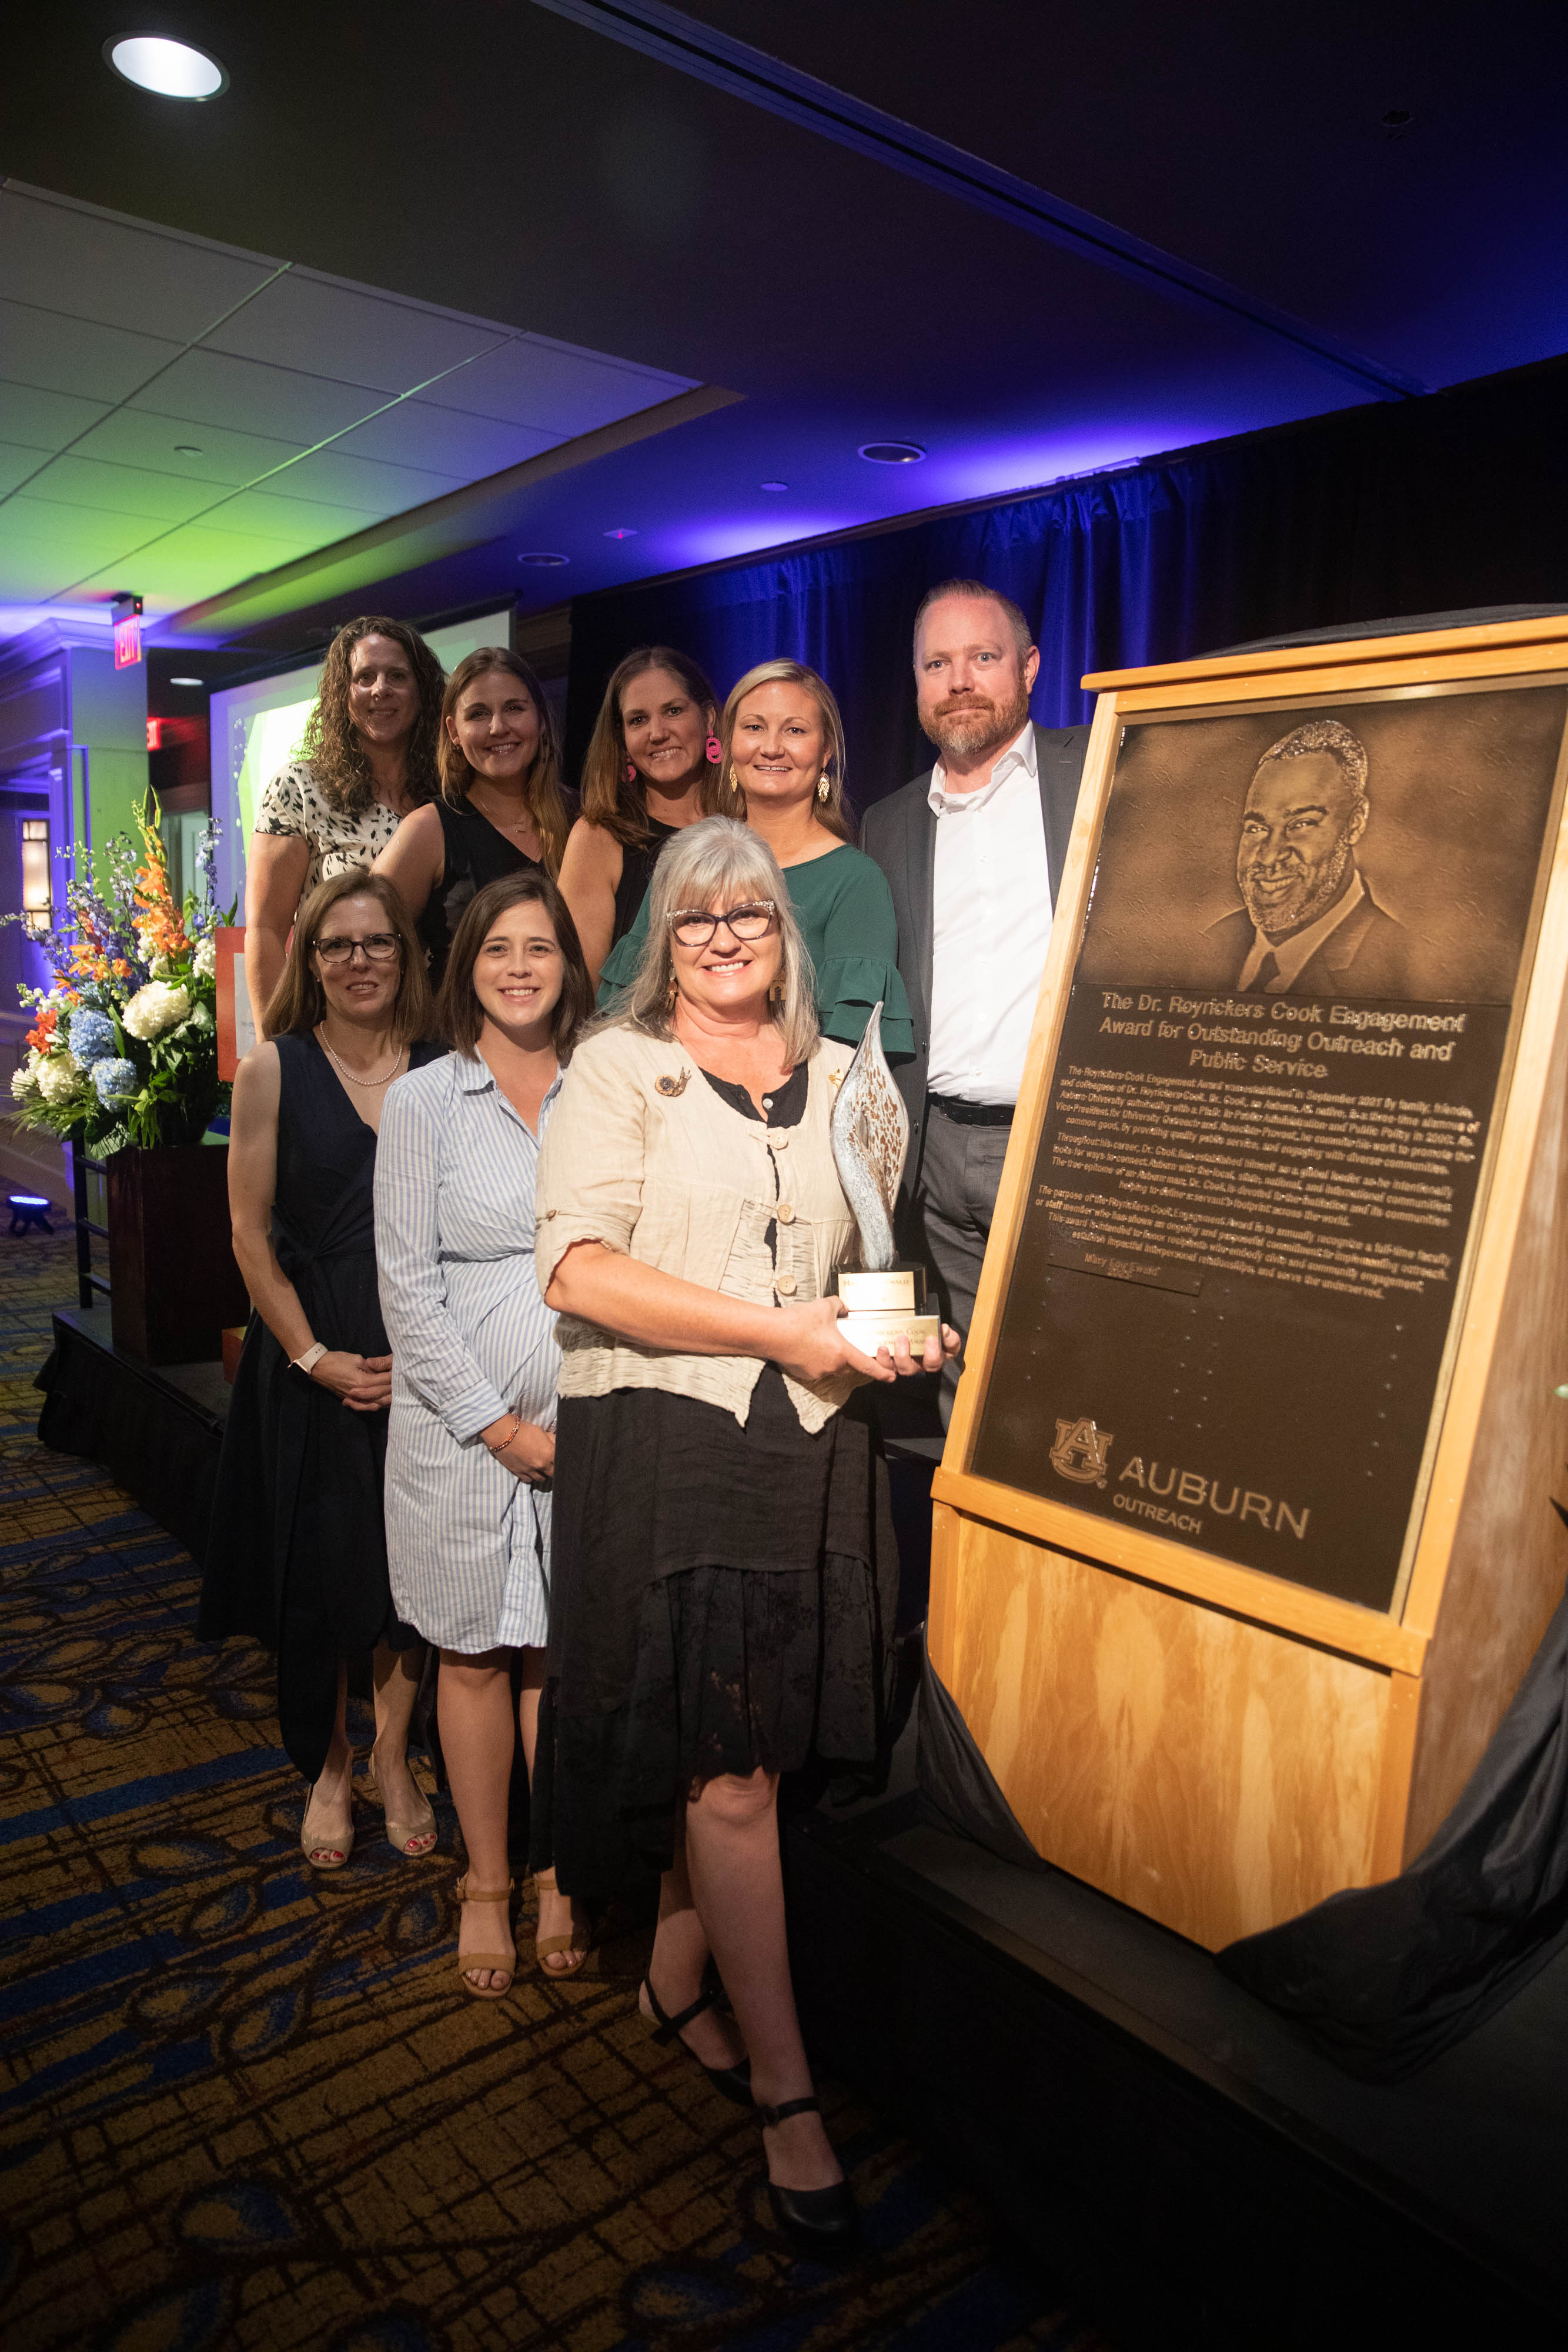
[656,1070,689,1097]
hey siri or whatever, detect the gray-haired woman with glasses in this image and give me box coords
[201,872,444,1873]
[534,816,958,2255]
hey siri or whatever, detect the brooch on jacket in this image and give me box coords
[656,1070,689,1097]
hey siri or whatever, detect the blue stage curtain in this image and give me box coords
[564,356,1568,815]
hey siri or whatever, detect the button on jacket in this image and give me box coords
[535,1021,860,1432]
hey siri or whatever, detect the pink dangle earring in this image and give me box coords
[705,733,722,764]
[626,759,638,783]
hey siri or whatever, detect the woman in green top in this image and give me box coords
[597,659,912,1056]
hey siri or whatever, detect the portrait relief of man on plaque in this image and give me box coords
[972,677,1568,1615]
[1076,683,1567,1007]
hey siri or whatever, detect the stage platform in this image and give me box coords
[36,1303,229,1562]
[783,1776,1564,2351]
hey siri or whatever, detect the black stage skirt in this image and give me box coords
[536,1367,900,1896]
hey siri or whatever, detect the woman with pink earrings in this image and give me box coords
[559,646,723,990]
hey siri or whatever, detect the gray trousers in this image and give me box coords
[911,1108,1012,1428]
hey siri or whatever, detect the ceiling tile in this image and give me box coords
[332,399,558,479]
[418,338,697,433]
[0,188,278,343]
[206,487,386,548]
[127,349,381,442]
[71,407,310,486]
[104,523,315,596]
[0,496,150,575]
[16,455,223,527]
[0,381,114,455]
[0,548,98,599]
[0,299,182,404]
[203,270,506,395]
[266,446,467,514]
[0,443,51,497]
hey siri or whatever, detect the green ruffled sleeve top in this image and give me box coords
[597,841,914,1055]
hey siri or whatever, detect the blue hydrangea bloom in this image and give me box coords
[69,1008,117,1067]
[92,1058,139,1106]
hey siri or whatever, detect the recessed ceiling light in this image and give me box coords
[603,527,638,540]
[173,443,203,455]
[517,552,570,567]
[760,481,789,493]
[1380,107,1414,128]
[859,441,926,465]
[105,35,228,100]
[169,676,205,687]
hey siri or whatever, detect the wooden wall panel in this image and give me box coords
[931,1515,1393,1949]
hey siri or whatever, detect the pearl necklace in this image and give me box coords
[317,1028,403,1088]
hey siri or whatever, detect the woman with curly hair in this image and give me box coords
[244,615,445,1021]
[374,649,573,987]
[557,646,721,989]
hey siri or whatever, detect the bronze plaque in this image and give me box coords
[972,681,1568,1613]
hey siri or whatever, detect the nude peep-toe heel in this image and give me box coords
[300,1775,355,1871]
[454,1876,516,2000]
[362,1755,437,1859]
[534,1867,591,1976]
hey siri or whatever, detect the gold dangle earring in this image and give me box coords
[729,763,744,798]
[817,773,831,803]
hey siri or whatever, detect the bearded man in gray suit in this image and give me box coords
[862,580,1088,1424]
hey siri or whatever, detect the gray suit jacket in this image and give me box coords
[861,723,1089,1192]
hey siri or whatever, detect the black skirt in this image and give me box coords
[537,1367,900,1896]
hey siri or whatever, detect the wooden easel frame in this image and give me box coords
[929,617,1568,1945]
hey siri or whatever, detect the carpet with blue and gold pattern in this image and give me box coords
[0,1230,1111,2351]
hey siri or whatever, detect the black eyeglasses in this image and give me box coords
[313,931,400,964]
[667,900,777,948]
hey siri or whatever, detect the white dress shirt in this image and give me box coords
[926,723,1054,1105]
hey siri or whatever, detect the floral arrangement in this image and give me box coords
[9,791,233,1156]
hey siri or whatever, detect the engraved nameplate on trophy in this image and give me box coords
[827,1000,941,1355]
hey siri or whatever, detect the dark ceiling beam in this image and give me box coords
[530,0,1428,403]
[161,383,740,640]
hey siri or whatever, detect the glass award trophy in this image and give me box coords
[827,1000,941,1355]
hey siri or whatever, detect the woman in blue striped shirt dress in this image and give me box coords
[376,873,594,1996]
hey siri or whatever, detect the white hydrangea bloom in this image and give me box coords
[122,980,192,1041]
[193,936,217,979]
[35,1051,86,1104]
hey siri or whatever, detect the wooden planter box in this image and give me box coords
[106,1144,249,1365]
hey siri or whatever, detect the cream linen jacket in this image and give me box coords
[535,1021,861,1431]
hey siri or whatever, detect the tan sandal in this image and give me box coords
[454,1875,516,2000]
[300,1775,355,1871]
[534,1867,592,1976]
[363,1755,437,1859]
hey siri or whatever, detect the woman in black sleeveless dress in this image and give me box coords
[201,872,442,1869]
[375,647,573,985]
[557,646,722,990]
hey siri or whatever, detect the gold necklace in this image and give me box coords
[317,1027,403,1088]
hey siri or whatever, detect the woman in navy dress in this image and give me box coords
[202,873,442,1870]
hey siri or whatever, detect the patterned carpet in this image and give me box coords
[0,1227,1112,2352]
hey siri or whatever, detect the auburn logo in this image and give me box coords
[1049,1415,1113,1486]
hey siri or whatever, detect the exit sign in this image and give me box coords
[112,593,143,669]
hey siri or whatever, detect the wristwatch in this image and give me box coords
[290,1341,328,1382]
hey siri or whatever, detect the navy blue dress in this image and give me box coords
[199,1032,442,1780]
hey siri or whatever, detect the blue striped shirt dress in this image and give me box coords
[375,1050,563,1653]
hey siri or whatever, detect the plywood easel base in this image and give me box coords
[927,1502,1421,1950]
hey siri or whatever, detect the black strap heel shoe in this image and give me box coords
[641,1976,753,2107]
[756,2096,858,2256]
